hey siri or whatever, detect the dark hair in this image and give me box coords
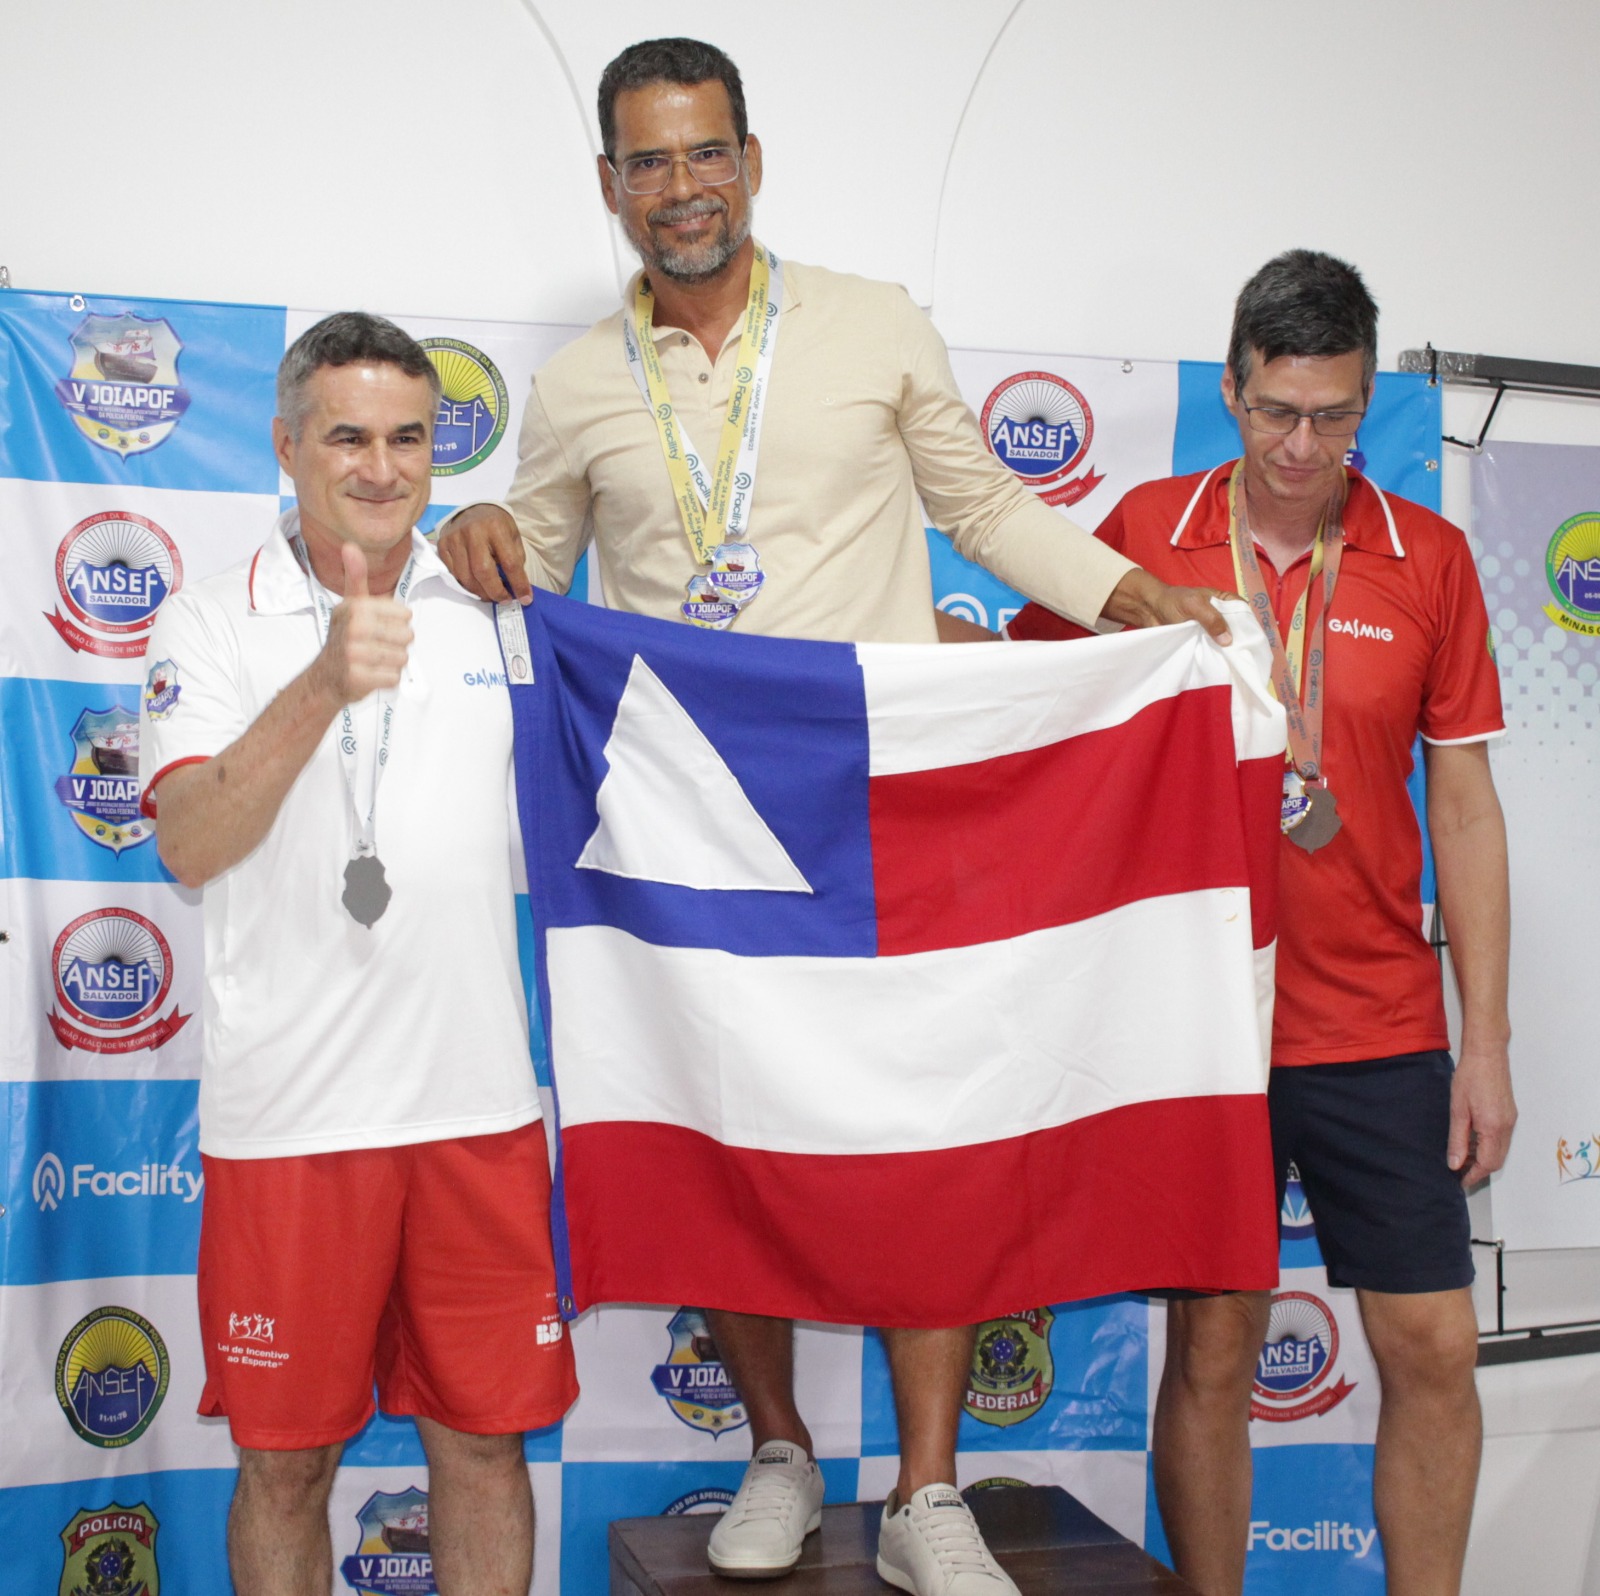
[1227,250,1378,391]
[597,37,747,162]
[276,312,440,439]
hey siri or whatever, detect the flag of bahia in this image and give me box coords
[501,592,1286,1328]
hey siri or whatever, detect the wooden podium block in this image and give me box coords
[608,1485,1197,1595]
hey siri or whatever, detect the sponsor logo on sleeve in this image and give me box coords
[1251,1291,1355,1422]
[55,1307,170,1447]
[650,1308,748,1436]
[965,1309,1055,1427]
[57,1503,161,1596]
[981,372,1103,508]
[46,512,183,659]
[340,1487,435,1596]
[49,908,190,1055]
[55,314,190,459]
[142,658,182,721]
[54,704,150,855]
[421,339,508,477]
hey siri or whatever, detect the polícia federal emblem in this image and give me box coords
[650,1308,748,1437]
[58,1503,160,1596]
[54,703,150,856]
[339,1487,434,1596]
[965,1308,1055,1428]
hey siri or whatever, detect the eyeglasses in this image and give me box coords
[609,145,744,195]
[1239,399,1365,438]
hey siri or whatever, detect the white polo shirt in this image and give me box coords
[139,511,540,1159]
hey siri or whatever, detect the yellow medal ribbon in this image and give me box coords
[628,243,774,569]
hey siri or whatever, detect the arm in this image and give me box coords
[1425,738,1515,1180]
[892,292,1231,642]
[154,546,413,888]
[437,379,593,603]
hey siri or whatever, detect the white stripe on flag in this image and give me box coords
[549,887,1268,1156]
[856,599,1280,775]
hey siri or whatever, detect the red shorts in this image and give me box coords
[197,1122,577,1450]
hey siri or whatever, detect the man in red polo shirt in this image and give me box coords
[1010,250,1514,1596]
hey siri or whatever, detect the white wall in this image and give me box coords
[6,0,1598,1587]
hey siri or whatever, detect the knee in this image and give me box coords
[236,1445,341,1514]
[1166,1295,1269,1396]
[1365,1296,1480,1398]
[419,1421,526,1476]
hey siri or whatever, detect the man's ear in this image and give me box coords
[744,133,763,198]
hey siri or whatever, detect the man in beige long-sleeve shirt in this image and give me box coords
[439,36,1231,1596]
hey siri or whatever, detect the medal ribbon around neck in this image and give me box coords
[1226,463,1345,785]
[622,242,783,569]
[291,525,418,861]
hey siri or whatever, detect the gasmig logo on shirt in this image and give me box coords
[46,512,183,659]
[55,1307,170,1448]
[650,1308,748,1436]
[54,703,149,855]
[965,1308,1054,1427]
[1327,616,1394,642]
[57,1502,161,1596]
[1251,1290,1355,1423]
[1544,511,1600,636]
[981,372,1103,508]
[1556,1133,1600,1183]
[55,314,190,459]
[49,908,189,1055]
[339,1487,435,1596]
[421,338,508,477]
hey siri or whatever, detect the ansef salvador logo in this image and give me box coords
[46,511,183,660]
[49,908,191,1056]
[981,371,1104,508]
[1251,1290,1356,1422]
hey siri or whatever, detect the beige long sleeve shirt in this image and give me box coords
[503,258,1135,644]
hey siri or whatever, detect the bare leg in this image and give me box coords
[228,1444,342,1596]
[883,1325,975,1499]
[1151,1292,1271,1596]
[416,1417,533,1596]
[1358,1287,1481,1596]
[705,1309,814,1456]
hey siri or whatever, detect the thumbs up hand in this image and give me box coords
[312,542,415,706]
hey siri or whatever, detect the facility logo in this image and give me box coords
[46,512,183,659]
[33,1152,201,1209]
[142,659,182,721]
[421,338,508,477]
[54,703,150,855]
[966,1308,1055,1427]
[663,1487,736,1516]
[55,1306,170,1447]
[981,372,1103,508]
[650,1308,748,1436]
[1248,1518,1377,1559]
[55,314,190,459]
[1557,1134,1600,1183]
[339,1487,435,1596]
[57,1503,161,1596]
[1544,511,1600,636]
[1280,1161,1316,1241]
[1251,1290,1355,1422]
[49,908,189,1054]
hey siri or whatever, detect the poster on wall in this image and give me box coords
[1469,441,1600,1253]
[1,284,1443,1595]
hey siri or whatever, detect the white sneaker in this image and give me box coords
[706,1441,824,1578]
[876,1485,1019,1596]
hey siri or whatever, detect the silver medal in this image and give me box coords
[343,853,392,927]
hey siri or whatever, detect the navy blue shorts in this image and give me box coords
[1271,1049,1474,1294]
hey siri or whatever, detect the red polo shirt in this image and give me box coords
[1010,462,1503,1066]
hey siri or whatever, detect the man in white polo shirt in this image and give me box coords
[138,312,576,1596]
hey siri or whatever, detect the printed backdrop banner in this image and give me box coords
[1469,442,1600,1251]
[0,283,1441,1595]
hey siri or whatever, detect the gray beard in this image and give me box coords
[628,198,753,284]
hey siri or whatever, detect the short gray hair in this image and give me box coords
[1227,250,1378,392]
[276,312,441,440]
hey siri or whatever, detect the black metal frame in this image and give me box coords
[1398,342,1600,452]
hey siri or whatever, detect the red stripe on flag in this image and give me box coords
[869,685,1258,954]
[559,1096,1277,1326]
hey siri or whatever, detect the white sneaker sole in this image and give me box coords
[707,1510,822,1579]
[874,1552,918,1593]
